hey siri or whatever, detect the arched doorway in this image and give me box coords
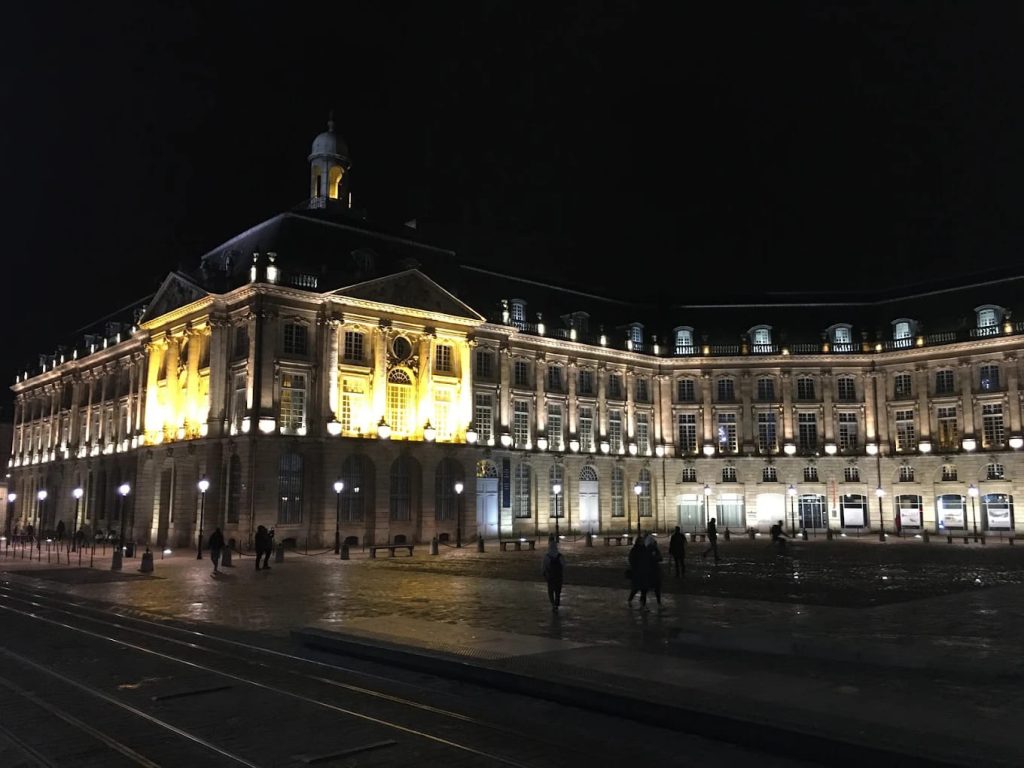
[475,460,498,537]
[578,465,599,532]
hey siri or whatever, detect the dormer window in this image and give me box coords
[674,326,694,353]
[893,320,913,339]
[509,299,526,327]
[975,305,1003,337]
[751,326,772,346]
[629,324,644,348]
[833,326,851,344]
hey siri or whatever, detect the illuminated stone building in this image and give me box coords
[7,121,1024,549]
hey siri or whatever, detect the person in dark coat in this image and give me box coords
[254,525,269,570]
[55,520,66,542]
[262,528,275,569]
[669,525,686,577]
[701,517,720,563]
[541,535,565,610]
[627,536,650,608]
[208,527,225,573]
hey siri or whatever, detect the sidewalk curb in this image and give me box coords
[293,627,975,768]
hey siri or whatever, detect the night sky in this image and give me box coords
[4,2,1024,412]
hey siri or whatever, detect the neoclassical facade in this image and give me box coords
[8,122,1024,548]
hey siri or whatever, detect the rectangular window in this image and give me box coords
[636,413,650,455]
[280,373,307,433]
[283,323,308,356]
[277,453,303,524]
[474,393,493,445]
[680,468,697,483]
[676,413,697,453]
[982,403,1005,448]
[233,326,249,359]
[803,466,819,482]
[513,401,530,447]
[340,378,366,434]
[716,493,744,528]
[937,406,959,451]
[717,413,737,453]
[980,365,1000,391]
[935,370,955,395]
[434,344,453,373]
[844,466,860,482]
[546,404,563,451]
[609,410,623,453]
[798,412,817,451]
[677,379,695,402]
[547,365,563,392]
[797,377,815,400]
[636,378,650,403]
[895,409,916,451]
[836,378,856,402]
[608,374,623,400]
[898,466,915,482]
[475,350,493,379]
[838,412,858,452]
[578,406,594,452]
[513,360,530,387]
[386,381,410,436]
[611,470,624,518]
[756,378,775,401]
[343,331,364,363]
[232,372,247,433]
[514,466,531,518]
[722,467,738,483]
[717,378,735,402]
[942,465,958,482]
[757,411,777,453]
[578,369,594,396]
[435,389,453,441]
[893,373,913,399]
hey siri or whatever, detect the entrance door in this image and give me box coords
[476,478,498,537]
[577,466,599,532]
[677,494,702,533]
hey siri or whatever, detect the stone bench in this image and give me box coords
[368,544,415,559]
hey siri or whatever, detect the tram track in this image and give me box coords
[0,580,636,767]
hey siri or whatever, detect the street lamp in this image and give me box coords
[703,483,712,537]
[36,490,47,555]
[454,481,464,548]
[787,484,797,537]
[968,483,979,543]
[5,493,15,539]
[875,486,886,542]
[632,482,643,539]
[333,479,344,554]
[552,483,562,539]
[196,476,209,559]
[71,487,84,552]
[112,483,130,570]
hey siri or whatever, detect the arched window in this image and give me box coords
[340,455,366,522]
[386,369,413,436]
[936,493,965,530]
[434,458,462,521]
[832,325,852,344]
[752,326,772,346]
[981,493,1014,531]
[611,465,624,518]
[579,465,598,482]
[513,464,531,518]
[390,456,414,521]
[278,453,303,524]
[226,454,242,523]
[630,324,644,347]
[977,307,998,328]
[637,468,652,518]
[893,321,912,340]
[674,327,693,352]
[476,460,498,478]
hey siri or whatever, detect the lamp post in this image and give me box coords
[112,483,130,570]
[632,482,642,539]
[875,486,886,542]
[703,483,712,538]
[71,487,83,552]
[552,483,562,539]
[968,483,979,543]
[454,481,464,548]
[333,479,344,553]
[6,493,15,539]
[196,476,209,559]
[36,490,47,557]
[787,484,797,537]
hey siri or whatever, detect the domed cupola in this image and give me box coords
[308,112,352,207]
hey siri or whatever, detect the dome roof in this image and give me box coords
[309,118,350,160]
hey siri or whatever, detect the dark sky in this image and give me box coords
[3,1,1024,404]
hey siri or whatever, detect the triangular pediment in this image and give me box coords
[139,272,210,324]
[331,269,484,321]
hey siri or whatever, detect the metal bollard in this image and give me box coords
[922,529,930,543]
[477,534,485,552]
[340,542,350,560]
[275,542,284,563]
[430,536,439,556]
[139,548,154,573]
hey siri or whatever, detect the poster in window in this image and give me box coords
[899,506,922,527]
[939,501,964,528]
[841,502,865,527]
[987,504,1012,529]
[501,458,511,508]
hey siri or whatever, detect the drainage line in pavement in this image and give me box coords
[151,684,234,701]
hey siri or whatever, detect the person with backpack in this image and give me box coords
[669,525,686,577]
[541,535,565,610]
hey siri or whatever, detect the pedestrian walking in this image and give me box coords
[254,525,270,570]
[701,518,720,563]
[627,536,650,608]
[770,520,788,554]
[669,525,686,577]
[541,535,565,611]
[55,520,65,543]
[645,533,663,606]
[208,527,225,574]
[264,527,276,569]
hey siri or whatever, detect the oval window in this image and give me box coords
[392,336,412,361]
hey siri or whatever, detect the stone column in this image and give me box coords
[144,339,166,441]
[499,345,511,435]
[534,354,546,439]
[916,365,932,439]
[702,372,715,446]
[567,359,578,436]
[185,326,202,436]
[958,362,976,436]
[164,334,181,436]
[625,368,635,445]
[458,338,472,438]
[1005,355,1021,433]
[83,372,95,451]
[417,330,434,433]
[821,371,834,443]
[371,322,388,426]
[205,319,227,437]
[133,352,146,443]
[739,371,754,452]
[326,318,340,422]
[597,362,607,441]
[780,371,793,441]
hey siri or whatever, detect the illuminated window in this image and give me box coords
[936,406,958,451]
[752,327,772,346]
[473,393,493,444]
[986,463,1004,480]
[680,467,697,483]
[757,412,777,453]
[636,412,649,454]
[435,389,453,441]
[838,412,858,452]
[833,326,852,344]
[980,364,1000,391]
[677,378,695,402]
[434,344,453,374]
[637,468,652,517]
[510,300,525,325]
[343,331,364,363]
[280,373,307,433]
[977,307,998,328]
[844,466,860,483]
[513,401,530,447]
[722,466,737,482]
[386,369,412,435]
[893,321,912,340]
[756,378,775,401]
[546,404,563,451]
[676,413,697,453]
[674,327,694,352]
[578,406,594,451]
[283,324,308,356]
[762,466,778,482]
[611,465,624,517]
[277,453,303,524]
[341,377,366,434]
[608,410,623,453]
[514,464,531,518]
[941,464,958,482]
[716,492,744,527]
[630,324,644,347]
[803,465,818,482]
[836,377,856,402]
[982,404,1005,448]
[717,413,737,453]
[898,465,915,482]
[894,410,916,452]
[549,465,565,518]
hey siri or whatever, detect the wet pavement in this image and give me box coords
[2,536,1023,766]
